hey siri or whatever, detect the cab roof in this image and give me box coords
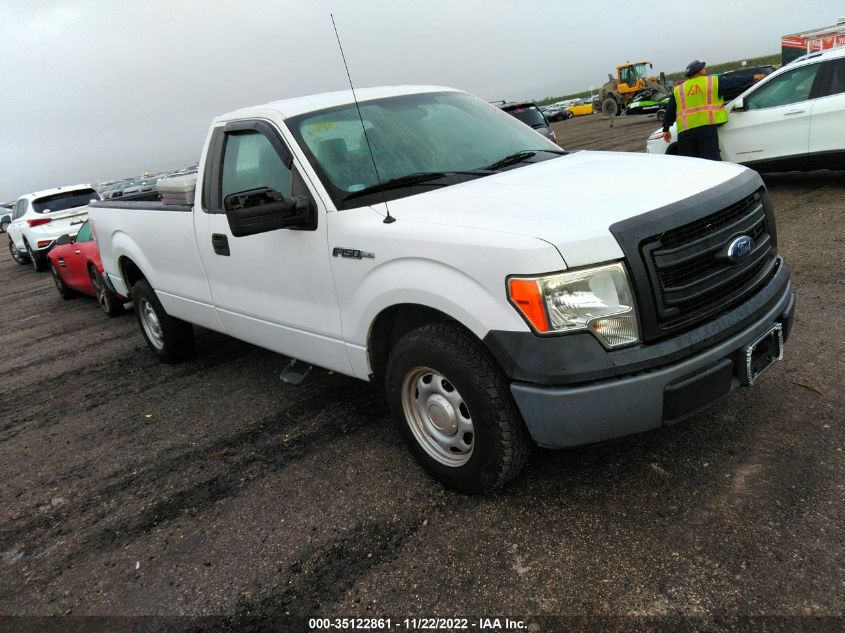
[216,85,461,122]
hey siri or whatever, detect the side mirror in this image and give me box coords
[732,97,746,112]
[56,234,71,246]
[224,187,314,237]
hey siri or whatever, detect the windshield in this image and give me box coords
[32,188,100,214]
[503,105,547,128]
[287,91,562,209]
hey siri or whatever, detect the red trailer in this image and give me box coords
[782,18,845,64]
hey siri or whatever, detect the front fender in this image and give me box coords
[346,257,530,347]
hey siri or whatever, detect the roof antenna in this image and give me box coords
[330,13,395,224]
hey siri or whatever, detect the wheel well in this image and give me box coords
[118,256,146,290]
[368,304,455,384]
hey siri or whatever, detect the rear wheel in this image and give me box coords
[49,262,77,300]
[25,242,47,272]
[9,238,29,265]
[385,322,530,493]
[131,278,194,363]
[90,266,123,317]
[0,219,9,233]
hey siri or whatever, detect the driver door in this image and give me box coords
[720,62,824,167]
[194,119,350,375]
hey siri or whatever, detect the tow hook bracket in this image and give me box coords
[279,358,313,386]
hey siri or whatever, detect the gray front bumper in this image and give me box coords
[511,283,795,449]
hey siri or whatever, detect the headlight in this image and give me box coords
[508,262,639,348]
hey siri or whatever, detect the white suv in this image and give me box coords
[7,185,100,271]
[647,47,845,171]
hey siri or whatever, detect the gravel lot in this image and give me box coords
[1,113,843,631]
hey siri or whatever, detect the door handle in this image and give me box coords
[783,109,806,116]
[211,233,230,256]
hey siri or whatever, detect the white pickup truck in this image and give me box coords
[89,85,795,493]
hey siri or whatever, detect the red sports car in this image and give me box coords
[46,221,127,317]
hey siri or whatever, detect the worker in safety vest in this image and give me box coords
[662,60,765,160]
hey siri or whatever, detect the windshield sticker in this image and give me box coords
[347,184,366,192]
[307,121,340,133]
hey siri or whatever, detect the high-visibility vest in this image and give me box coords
[674,75,728,133]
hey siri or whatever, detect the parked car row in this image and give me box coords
[96,164,199,201]
[5,183,129,315]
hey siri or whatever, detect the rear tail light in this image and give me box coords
[27,218,52,228]
[37,240,52,248]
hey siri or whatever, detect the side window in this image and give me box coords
[75,222,92,242]
[819,58,845,98]
[221,131,292,201]
[745,64,822,110]
[13,200,26,219]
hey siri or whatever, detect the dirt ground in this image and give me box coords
[1,113,843,631]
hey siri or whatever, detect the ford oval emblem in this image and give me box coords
[727,235,754,263]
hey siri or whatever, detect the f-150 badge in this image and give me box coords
[333,247,375,259]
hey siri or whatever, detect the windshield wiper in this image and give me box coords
[343,170,492,200]
[482,149,568,171]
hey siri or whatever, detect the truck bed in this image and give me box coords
[88,200,220,331]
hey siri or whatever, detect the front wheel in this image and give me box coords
[385,323,530,493]
[602,97,618,118]
[0,220,9,233]
[90,266,124,317]
[131,279,194,363]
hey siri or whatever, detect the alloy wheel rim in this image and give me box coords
[138,298,164,350]
[91,270,109,313]
[401,366,474,467]
[50,265,63,293]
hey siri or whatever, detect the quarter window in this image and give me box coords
[221,131,292,201]
[75,222,92,243]
[745,64,822,110]
[13,200,26,219]
[819,58,845,97]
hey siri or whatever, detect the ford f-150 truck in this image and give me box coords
[89,85,795,493]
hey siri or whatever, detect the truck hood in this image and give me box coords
[377,150,748,268]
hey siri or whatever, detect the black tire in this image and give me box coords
[385,322,530,494]
[25,242,48,272]
[9,238,30,265]
[49,262,78,300]
[90,266,124,317]
[0,220,9,233]
[602,97,618,118]
[131,278,194,363]
[656,108,665,122]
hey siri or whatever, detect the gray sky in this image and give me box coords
[1,1,841,201]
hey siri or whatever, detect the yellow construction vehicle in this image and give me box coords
[599,61,667,117]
